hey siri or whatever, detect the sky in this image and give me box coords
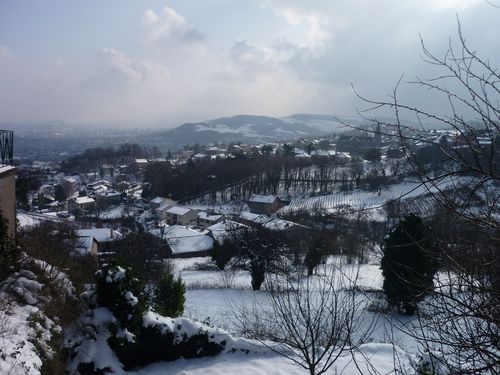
[0,0,499,127]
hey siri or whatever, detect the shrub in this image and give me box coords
[381,213,437,315]
[0,212,19,280]
[153,272,185,318]
[95,263,145,329]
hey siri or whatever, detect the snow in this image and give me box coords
[132,342,413,375]
[238,211,270,224]
[76,228,121,243]
[0,270,62,375]
[207,220,248,244]
[17,212,42,228]
[161,225,214,255]
[249,194,277,204]
[75,196,95,204]
[167,206,194,216]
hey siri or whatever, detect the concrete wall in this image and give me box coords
[0,166,16,238]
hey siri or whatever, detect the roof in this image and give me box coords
[197,212,223,221]
[207,220,248,244]
[76,228,122,243]
[74,236,96,256]
[249,194,277,204]
[239,211,270,224]
[162,225,213,255]
[166,206,193,216]
[75,196,95,205]
[263,219,310,232]
[150,196,165,204]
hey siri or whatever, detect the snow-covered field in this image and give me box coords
[171,256,425,370]
[285,176,470,212]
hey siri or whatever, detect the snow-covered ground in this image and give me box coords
[0,270,62,375]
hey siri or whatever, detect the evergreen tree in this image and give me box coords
[381,213,437,315]
[153,272,185,317]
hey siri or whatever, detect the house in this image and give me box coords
[150,197,177,218]
[207,219,248,245]
[165,206,198,226]
[95,190,122,209]
[74,235,99,258]
[163,225,214,258]
[76,228,122,251]
[68,196,96,215]
[248,194,282,214]
[62,176,79,197]
[197,212,224,228]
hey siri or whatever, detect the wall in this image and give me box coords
[0,166,16,238]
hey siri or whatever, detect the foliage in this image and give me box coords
[15,169,42,208]
[95,263,146,329]
[229,227,290,290]
[0,211,19,280]
[211,239,234,270]
[381,214,437,314]
[153,272,185,317]
[109,232,170,283]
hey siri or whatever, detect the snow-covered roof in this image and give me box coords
[207,220,248,244]
[75,196,95,205]
[76,228,122,243]
[238,211,270,224]
[150,196,165,205]
[135,158,148,164]
[263,219,309,232]
[249,194,277,204]
[197,212,223,221]
[163,225,213,255]
[166,206,193,216]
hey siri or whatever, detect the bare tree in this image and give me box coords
[235,261,377,375]
[353,17,500,374]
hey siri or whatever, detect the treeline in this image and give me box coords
[61,143,149,173]
[142,155,303,201]
[142,154,393,202]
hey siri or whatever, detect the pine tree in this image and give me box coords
[153,272,185,317]
[381,213,437,315]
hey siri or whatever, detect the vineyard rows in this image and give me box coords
[285,176,472,216]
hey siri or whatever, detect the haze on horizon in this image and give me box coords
[1,0,499,127]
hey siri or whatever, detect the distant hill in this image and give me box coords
[151,114,367,147]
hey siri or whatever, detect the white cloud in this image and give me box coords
[84,48,169,89]
[142,6,204,46]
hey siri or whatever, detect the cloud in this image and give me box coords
[83,48,169,89]
[142,6,205,46]
[265,5,330,52]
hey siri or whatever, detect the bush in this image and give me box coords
[153,272,185,318]
[211,239,234,270]
[381,213,437,315]
[0,212,19,280]
[95,263,145,329]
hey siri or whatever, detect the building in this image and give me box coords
[197,212,224,228]
[248,194,282,214]
[0,130,15,237]
[95,190,122,209]
[68,196,96,215]
[0,166,16,237]
[165,206,198,226]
